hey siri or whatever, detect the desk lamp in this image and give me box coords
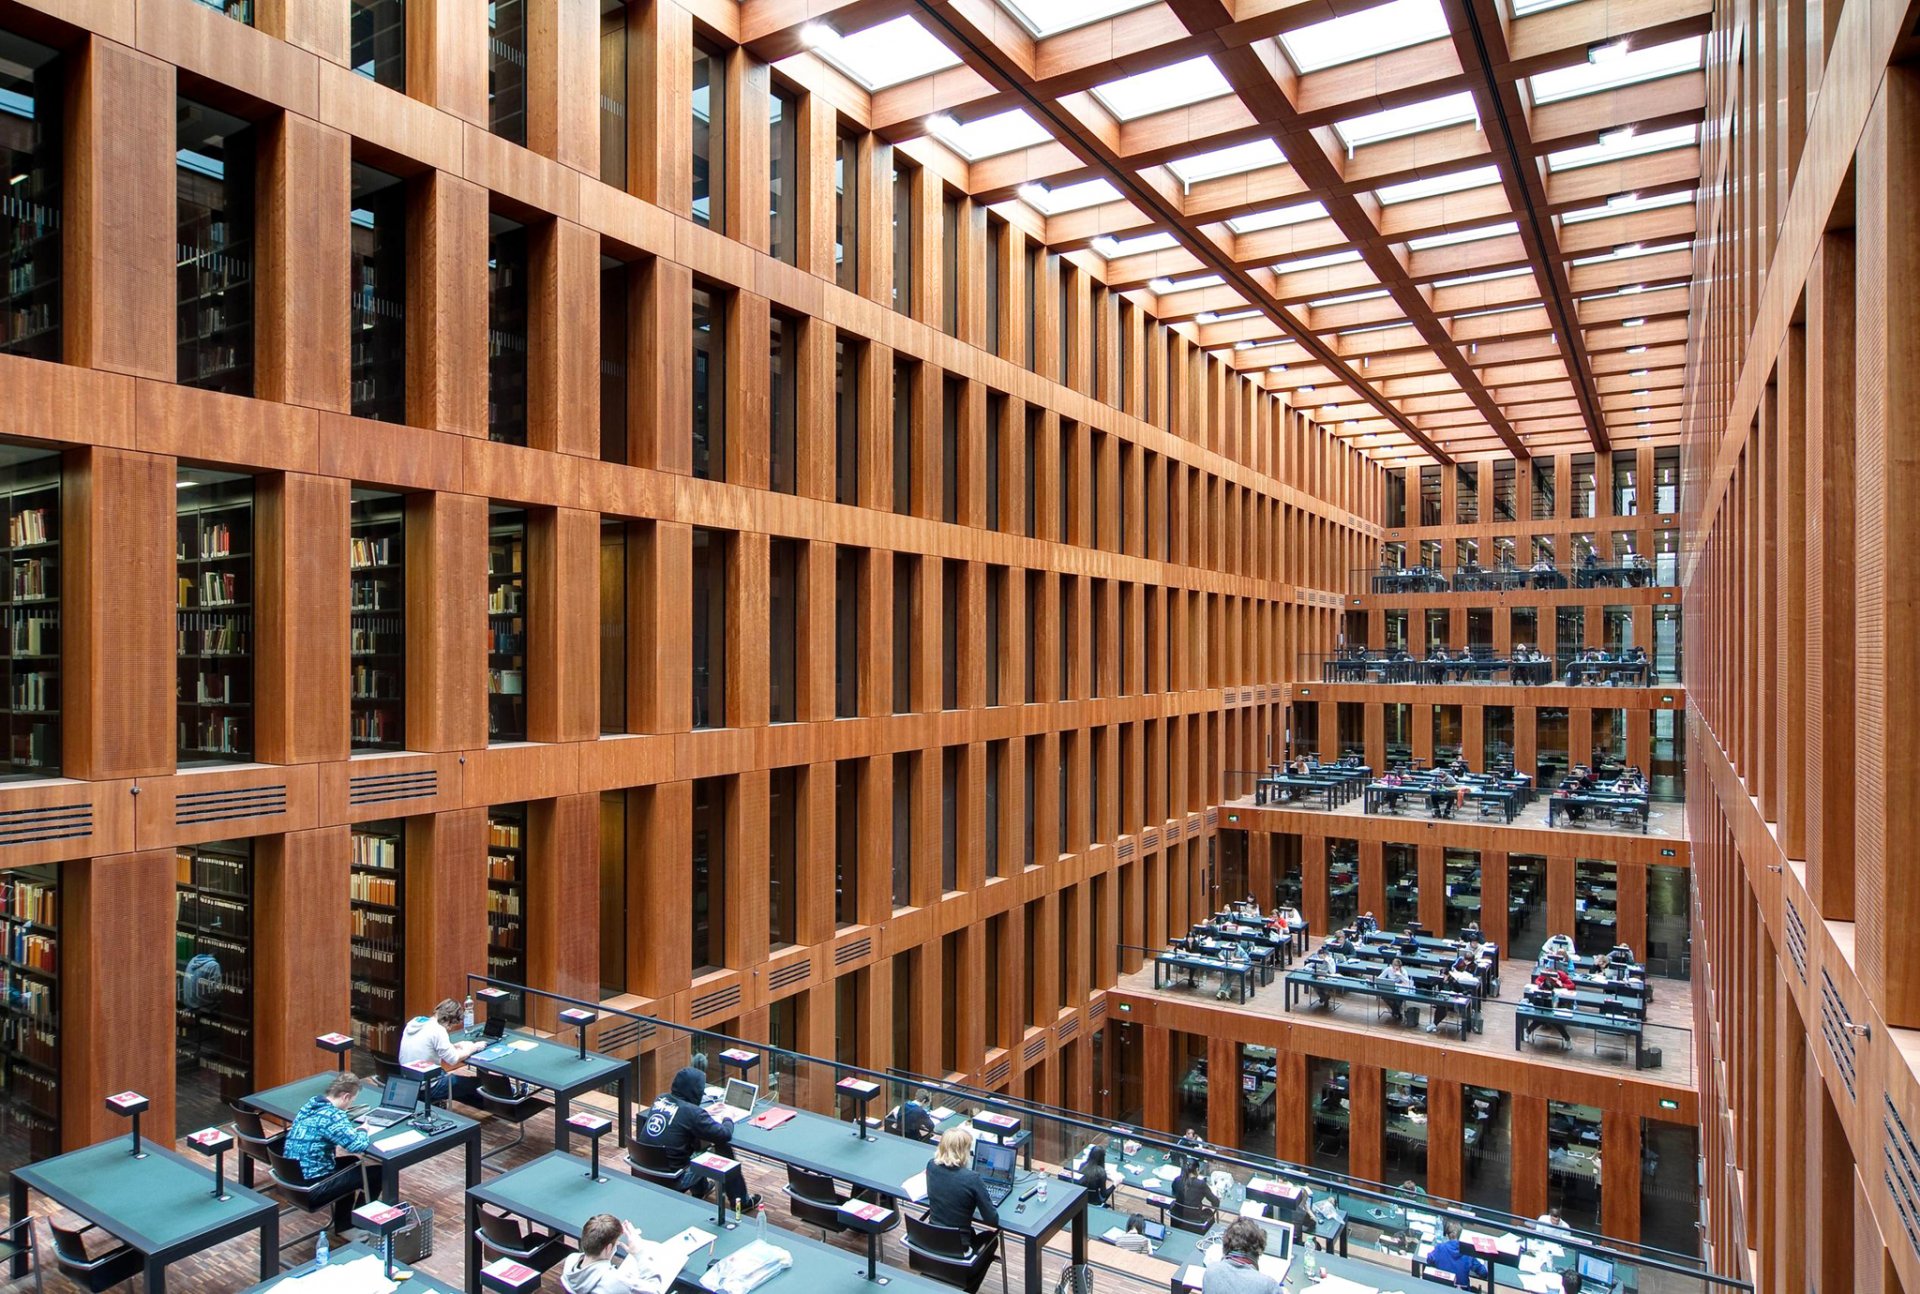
[480,1257,542,1292]
[559,1007,598,1060]
[316,1032,355,1072]
[837,1077,880,1141]
[402,1060,450,1132]
[718,1048,760,1081]
[692,1151,744,1228]
[186,1126,235,1200]
[837,1200,895,1283]
[104,1091,151,1159]
[568,1112,614,1181]
[352,1200,410,1281]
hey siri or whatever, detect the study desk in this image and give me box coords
[243,1240,460,1291]
[1547,793,1649,833]
[240,1071,484,1202]
[465,1149,948,1294]
[1254,775,1340,809]
[1560,659,1650,687]
[725,1103,1089,1294]
[1283,969,1478,1039]
[1572,563,1656,589]
[1371,570,1448,594]
[1154,951,1255,1003]
[468,1030,634,1151]
[1516,1004,1645,1067]
[10,1135,280,1292]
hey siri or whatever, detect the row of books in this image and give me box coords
[353,832,398,870]
[350,581,397,611]
[349,625,401,656]
[10,556,51,600]
[489,819,523,849]
[351,909,399,945]
[350,534,397,568]
[351,977,400,1015]
[351,708,399,746]
[184,521,242,560]
[351,1016,399,1055]
[7,725,52,769]
[351,664,400,699]
[4,977,52,1023]
[179,613,248,656]
[177,894,251,937]
[349,869,399,906]
[177,849,250,894]
[8,671,53,712]
[488,586,523,615]
[7,930,53,972]
[486,852,518,883]
[489,668,524,696]
[486,626,523,654]
[3,879,54,927]
[181,715,249,755]
[486,888,522,918]
[0,192,56,233]
[1,302,54,345]
[3,265,47,298]
[487,919,524,952]
[489,544,524,577]
[4,1057,56,1112]
[9,615,53,655]
[7,509,49,548]
[179,570,243,608]
[191,671,244,705]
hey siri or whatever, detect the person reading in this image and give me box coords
[562,1214,651,1294]
[633,1066,759,1213]
[924,1127,998,1244]
[399,998,484,1104]
[283,1074,382,1237]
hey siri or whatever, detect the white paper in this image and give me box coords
[508,1039,539,1051]
[373,1128,426,1151]
[902,1172,929,1202]
[270,1254,400,1293]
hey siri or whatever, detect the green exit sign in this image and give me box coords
[1661,849,1676,857]
[1659,1099,1679,1110]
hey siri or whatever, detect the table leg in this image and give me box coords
[145,1255,166,1293]
[1023,1235,1042,1294]
[554,1091,573,1152]
[466,1192,483,1294]
[619,1073,633,1147]
[261,1215,279,1278]
[7,1182,23,1278]
[468,1126,483,1187]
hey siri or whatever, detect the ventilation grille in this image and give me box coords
[1886,1096,1920,1262]
[768,960,812,990]
[834,937,873,966]
[1185,817,1202,839]
[1089,997,1107,1022]
[1023,1034,1048,1062]
[691,983,742,1021]
[1204,809,1218,831]
[1140,827,1159,850]
[1116,838,1134,861]
[598,1018,652,1053]
[0,801,92,847]
[349,768,437,807]
[176,784,287,827]
[1819,969,1858,1099]
[1057,1015,1080,1043]
[981,1056,1011,1087]
[1784,899,1808,984]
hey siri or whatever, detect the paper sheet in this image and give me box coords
[901,1171,929,1202]
[373,1128,426,1151]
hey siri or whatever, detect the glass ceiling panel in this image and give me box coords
[1510,0,1580,13]
[1167,139,1285,185]
[1545,124,1696,170]
[1271,248,1363,273]
[1020,177,1123,214]
[1153,272,1224,292]
[1407,220,1518,249]
[1227,201,1326,233]
[1569,238,1690,266]
[1433,266,1533,288]
[933,108,1052,159]
[1376,165,1502,204]
[1278,0,1451,74]
[1561,189,1694,222]
[1529,37,1703,106]
[996,0,1158,37]
[811,16,962,90]
[1091,56,1231,121]
[1332,91,1476,149]
[1092,230,1178,257]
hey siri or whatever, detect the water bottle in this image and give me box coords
[314,1229,329,1269]
[462,994,475,1033]
[1038,1181,1048,1204]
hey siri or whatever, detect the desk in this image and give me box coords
[726,1104,1087,1294]
[243,1240,460,1291]
[1154,951,1254,1003]
[1371,570,1448,594]
[1561,659,1650,687]
[240,1071,484,1202]
[1516,1004,1645,1067]
[1254,775,1339,809]
[10,1136,279,1292]
[469,1031,634,1151]
[1548,793,1649,833]
[1573,563,1655,589]
[467,1150,946,1294]
[1283,970,1477,1039]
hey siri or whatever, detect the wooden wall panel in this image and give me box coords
[255,826,352,1087]
[62,848,177,1143]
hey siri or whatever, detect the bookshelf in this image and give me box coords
[176,472,254,764]
[349,821,404,1066]
[487,217,529,444]
[175,103,254,396]
[0,866,57,1176]
[349,164,407,423]
[0,449,59,780]
[350,491,406,752]
[0,35,62,364]
[486,805,526,1022]
[487,508,527,742]
[175,841,253,1129]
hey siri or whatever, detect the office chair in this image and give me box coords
[624,1139,688,1189]
[46,1221,136,1292]
[0,1218,40,1292]
[473,1206,570,1276]
[903,1216,1004,1294]
[227,1105,287,1179]
[263,1150,366,1253]
[783,1165,851,1239]
[1168,1198,1216,1234]
[476,1070,552,1166]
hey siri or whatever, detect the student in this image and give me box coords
[282,1073,382,1235]
[1378,958,1414,1023]
[1534,1207,1573,1239]
[924,1127,998,1242]
[1424,1220,1489,1289]
[897,1089,937,1142]
[1353,911,1379,935]
[1075,1143,1117,1205]
[1171,1158,1220,1230]
[1201,1219,1278,1294]
[562,1214,649,1294]
[398,999,484,1104]
[1301,949,1338,1008]
[1522,978,1573,1046]
[633,1067,760,1213]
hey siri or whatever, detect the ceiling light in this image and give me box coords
[1621,284,1645,294]
[1623,317,1647,327]
[799,22,835,48]
[1637,406,1651,413]
[1091,236,1118,257]
[1634,389,1650,396]
[1587,39,1630,64]
[1148,277,1174,294]
[1269,364,1289,373]
[1234,340,1254,350]
[1599,126,1637,148]
[1631,368,1650,376]
[1300,384,1316,392]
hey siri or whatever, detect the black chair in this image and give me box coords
[477,1070,552,1166]
[624,1139,686,1190]
[903,1216,1002,1294]
[474,1207,570,1276]
[783,1165,850,1239]
[227,1106,286,1180]
[264,1151,365,1251]
[0,1218,41,1292]
[46,1221,137,1292]
[1169,1198,1216,1234]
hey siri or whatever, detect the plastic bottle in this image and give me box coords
[314,1229,330,1269]
[1038,1181,1048,1204]
[462,993,475,1032]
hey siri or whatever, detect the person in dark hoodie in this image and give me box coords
[633,1066,759,1213]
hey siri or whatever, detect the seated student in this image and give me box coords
[1424,1221,1490,1290]
[1201,1219,1279,1294]
[283,1074,383,1236]
[925,1127,999,1244]
[1324,927,1358,957]
[1377,958,1414,1022]
[895,1089,938,1143]
[1272,904,1304,932]
[1534,1207,1573,1240]
[1521,978,1574,1046]
[1073,1143,1117,1205]
[399,999,484,1105]
[1353,911,1379,935]
[1170,1158,1220,1231]
[562,1214,650,1294]
[633,1067,760,1213]
[1301,950,1338,1008]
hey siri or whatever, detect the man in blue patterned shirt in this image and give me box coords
[282,1074,381,1235]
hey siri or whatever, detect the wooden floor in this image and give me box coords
[1116,965,1698,1088]
[1221,789,1689,840]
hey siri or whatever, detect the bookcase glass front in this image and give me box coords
[176,97,254,396]
[487,506,527,742]
[0,442,59,780]
[0,864,57,1178]
[486,803,527,1024]
[350,488,406,752]
[0,31,63,364]
[175,839,252,1136]
[350,819,404,1072]
[176,468,254,764]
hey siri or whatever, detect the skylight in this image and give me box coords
[1407,221,1518,249]
[1271,248,1363,274]
[1019,178,1123,214]
[931,109,1052,160]
[1155,273,1224,293]
[1091,56,1232,121]
[1547,123,1696,170]
[1529,36,1702,105]
[995,0,1157,37]
[1333,91,1477,150]
[1561,189,1694,222]
[1228,202,1327,234]
[1167,139,1286,185]
[809,17,961,91]
[1569,238,1689,265]
[1433,266,1533,288]
[1510,0,1580,13]
[1309,289,1391,307]
[1278,0,1451,74]
[1092,231,1178,258]
[1376,165,1502,204]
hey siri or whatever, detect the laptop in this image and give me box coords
[1578,1255,1615,1286]
[706,1077,759,1123]
[973,1139,1019,1205]
[361,1075,423,1129]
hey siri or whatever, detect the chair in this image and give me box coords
[227,1106,286,1181]
[783,1165,850,1239]
[264,1151,363,1251]
[474,1207,570,1276]
[0,1217,41,1292]
[903,1216,1002,1294]
[1169,1198,1216,1234]
[46,1221,137,1293]
[624,1139,687,1190]
[477,1070,552,1165]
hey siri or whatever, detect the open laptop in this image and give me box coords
[361,1074,423,1129]
[1578,1254,1615,1287]
[705,1077,759,1123]
[973,1139,1019,1205]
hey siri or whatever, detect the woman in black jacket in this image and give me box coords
[925,1127,999,1243]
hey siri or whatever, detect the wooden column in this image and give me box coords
[258,474,350,764]
[1358,840,1384,928]
[1348,1064,1383,1184]
[1615,865,1647,959]
[637,522,692,734]
[255,826,351,1087]
[1547,857,1576,941]
[529,220,601,457]
[1510,1094,1549,1220]
[1417,845,1445,934]
[256,113,349,411]
[1480,852,1508,950]
[1805,230,1854,912]
[1426,1079,1463,1201]
[1274,1050,1310,1164]
[527,793,599,1019]
[527,0,599,172]
[405,171,488,435]
[1301,835,1328,938]
[1600,1110,1641,1241]
[634,781,692,999]
[1206,1034,1240,1149]
[404,492,488,752]
[405,809,488,1008]
[1142,1025,1174,1135]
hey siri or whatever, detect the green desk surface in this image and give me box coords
[469,1032,628,1092]
[475,1152,948,1294]
[242,1072,481,1148]
[15,1137,275,1254]
[243,1240,460,1292]
[726,1107,1084,1241]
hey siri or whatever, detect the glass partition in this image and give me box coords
[1384,844,1417,931]
[1328,839,1359,929]
[1506,855,1548,963]
[1443,849,1479,938]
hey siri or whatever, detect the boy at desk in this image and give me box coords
[562,1214,696,1294]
